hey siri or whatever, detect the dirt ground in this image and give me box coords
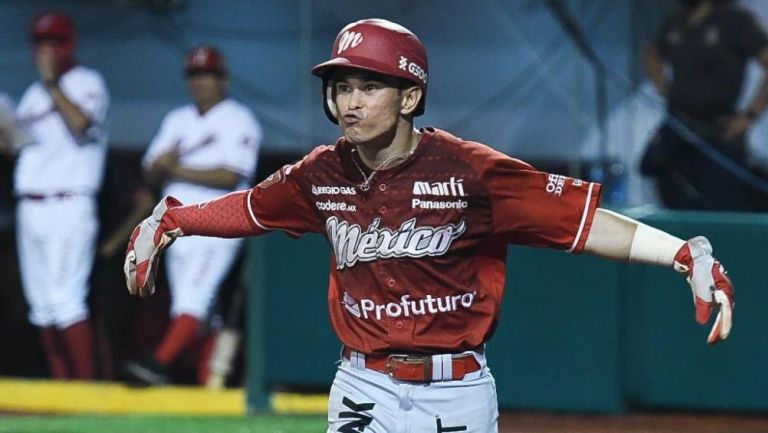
[499,411,768,433]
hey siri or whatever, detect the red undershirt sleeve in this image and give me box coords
[165,190,262,238]
[164,160,321,239]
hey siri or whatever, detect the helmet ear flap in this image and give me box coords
[322,78,339,124]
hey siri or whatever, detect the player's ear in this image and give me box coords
[400,85,422,116]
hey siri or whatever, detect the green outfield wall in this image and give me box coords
[246,211,768,413]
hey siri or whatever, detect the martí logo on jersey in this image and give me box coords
[326,216,467,269]
[412,177,466,197]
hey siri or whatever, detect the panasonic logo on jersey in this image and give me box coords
[413,177,466,197]
[326,216,467,270]
[412,199,468,209]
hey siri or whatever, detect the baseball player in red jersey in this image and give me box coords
[124,19,734,432]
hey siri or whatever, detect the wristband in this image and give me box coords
[628,223,685,267]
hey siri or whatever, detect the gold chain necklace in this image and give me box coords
[351,133,420,192]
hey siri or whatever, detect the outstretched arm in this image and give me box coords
[123,190,266,297]
[584,208,734,345]
[124,157,323,298]
[584,208,683,265]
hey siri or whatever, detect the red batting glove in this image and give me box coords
[124,196,184,297]
[673,236,735,345]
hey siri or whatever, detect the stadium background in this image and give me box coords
[0,0,766,432]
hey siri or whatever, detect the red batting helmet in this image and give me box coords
[184,45,227,76]
[311,18,429,124]
[30,11,75,60]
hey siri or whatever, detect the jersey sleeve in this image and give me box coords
[221,110,262,180]
[69,71,109,125]
[142,113,178,168]
[246,155,322,237]
[482,152,602,253]
[65,70,109,143]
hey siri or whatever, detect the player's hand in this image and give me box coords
[35,45,58,84]
[153,149,181,174]
[719,114,752,142]
[674,236,734,345]
[124,196,184,297]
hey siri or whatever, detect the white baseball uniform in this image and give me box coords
[14,65,109,328]
[0,92,32,151]
[143,98,261,319]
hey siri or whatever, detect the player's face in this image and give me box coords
[34,41,60,65]
[333,70,405,145]
[186,72,227,109]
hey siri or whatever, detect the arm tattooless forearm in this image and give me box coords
[584,208,684,266]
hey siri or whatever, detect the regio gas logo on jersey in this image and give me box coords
[312,185,357,195]
[411,177,468,209]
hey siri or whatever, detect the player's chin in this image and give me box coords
[342,126,366,145]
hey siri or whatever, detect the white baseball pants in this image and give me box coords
[327,353,499,433]
[165,234,242,319]
[16,196,97,328]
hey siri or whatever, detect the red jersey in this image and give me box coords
[248,127,601,355]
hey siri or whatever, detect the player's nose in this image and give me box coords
[347,89,363,110]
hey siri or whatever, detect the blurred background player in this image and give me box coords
[0,92,31,153]
[5,11,110,380]
[120,44,262,385]
[641,0,768,210]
